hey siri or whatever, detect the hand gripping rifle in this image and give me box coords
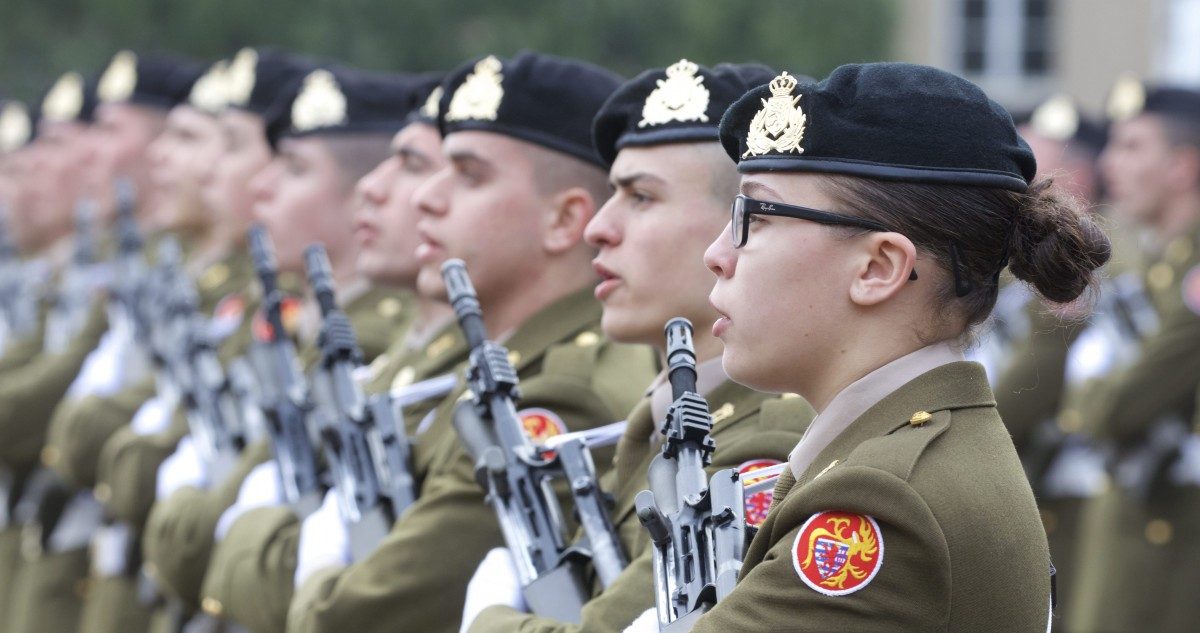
[635,318,749,632]
[247,227,321,515]
[305,244,416,559]
[442,259,626,623]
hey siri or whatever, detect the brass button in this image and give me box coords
[377,297,403,319]
[426,333,455,359]
[94,483,112,503]
[41,445,61,467]
[1145,519,1173,545]
[1148,262,1174,291]
[202,597,223,617]
[909,411,933,426]
[574,331,600,347]
[507,350,522,366]
[1058,409,1083,434]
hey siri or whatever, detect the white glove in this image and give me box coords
[294,489,351,588]
[67,328,130,398]
[459,548,526,633]
[155,437,209,499]
[214,461,285,541]
[131,396,173,436]
[622,608,658,633]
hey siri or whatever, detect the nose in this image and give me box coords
[583,197,621,249]
[413,166,452,218]
[703,221,737,279]
[249,163,278,204]
[357,160,392,206]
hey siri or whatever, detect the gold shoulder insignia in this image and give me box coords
[199,262,231,291]
[711,402,735,424]
[638,58,709,128]
[574,331,600,347]
[1030,94,1079,141]
[99,50,138,104]
[291,70,348,132]
[42,73,85,122]
[225,48,258,108]
[377,297,404,319]
[445,56,504,122]
[426,332,456,359]
[743,71,807,158]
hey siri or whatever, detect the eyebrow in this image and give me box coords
[447,150,490,171]
[397,145,425,162]
[740,180,783,200]
[611,171,666,189]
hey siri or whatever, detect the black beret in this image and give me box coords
[224,48,318,117]
[265,66,428,147]
[1015,94,1107,155]
[38,72,98,125]
[437,51,623,166]
[97,50,205,110]
[592,60,782,166]
[1106,75,1200,127]
[719,62,1037,192]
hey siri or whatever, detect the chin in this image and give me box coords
[721,348,787,394]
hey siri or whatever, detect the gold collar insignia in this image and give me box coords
[742,71,807,158]
[445,56,504,122]
[225,48,258,108]
[1107,73,1145,122]
[0,102,31,153]
[189,61,229,114]
[99,50,138,104]
[291,70,348,132]
[420,86,443,119]
[1030,94,1078,141]
[638,58,709,128]
[42,73,84,122]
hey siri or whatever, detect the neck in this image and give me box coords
[416,294,453,330]
[327,246,360,292]
[1155,191,1200,243]
[481,261,594,339]
[804,333,933,412]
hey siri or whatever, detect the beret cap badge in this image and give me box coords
[743,71,806,158]
[637,58,710,128]
[1029,94,1079,141]
[445,55,504,122]
[420,86,444,120]
[225,48,258,108]
[98,50,139,104]
[1107,73,1146,122]
[188,61,229,114]
[0,102,31,153]
[291,70,349,132]
[42,72,85,122]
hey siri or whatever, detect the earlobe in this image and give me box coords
[848,233,917,307]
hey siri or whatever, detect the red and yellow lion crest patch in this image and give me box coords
[793,511,884,596]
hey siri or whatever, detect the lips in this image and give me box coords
[415,228,446,265]
[709,294,731,337]
[353,218,379,247]
[592,260,622,301]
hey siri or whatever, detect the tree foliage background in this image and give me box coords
[2,0,896,103]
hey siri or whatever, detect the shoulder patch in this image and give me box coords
[252,296,303,342]
[738,459,782,527]
[210,293,246,340]
[518,407,567,444]
[793,511,884,596]
[1182,265,1200,316]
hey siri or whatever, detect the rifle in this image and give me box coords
[305,244,416,558]
[246,227,321,515]
[442,259,625,623]
[109,179,152,338]
[635,318,749,632]
[43,199,102,353]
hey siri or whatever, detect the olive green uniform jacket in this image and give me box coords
[691,362,1051,633]
[287,288,658,633]
[200,319,469,633]
[1068,228,1200,633]
[467,382,815,633]
[139,286,410,616]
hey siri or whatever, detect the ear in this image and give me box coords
[542,186,596,254]
[848,232,917,307]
